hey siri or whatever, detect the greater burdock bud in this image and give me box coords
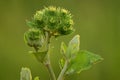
[24,28,45,49]
[27,6,74,37]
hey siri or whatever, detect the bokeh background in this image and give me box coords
[0,0,120,80]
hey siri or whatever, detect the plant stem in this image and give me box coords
[45,53,56,80]
[44,32,56,80]
[57,61,68,80]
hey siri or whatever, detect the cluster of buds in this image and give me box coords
[24,6,74,49]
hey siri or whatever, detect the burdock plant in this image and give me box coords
[20,6,103,80]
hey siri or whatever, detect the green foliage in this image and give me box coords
[66,50,103,74]
[20,67,32,80]
[20,68,41,80]
[60,35,80,59]
[60,42,67,57]
[34,77,40,80]
[32,51,47,63]
[66,35,80,59]
[59,35,103,75]
[59,58,66,70]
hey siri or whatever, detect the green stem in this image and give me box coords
[45,53,56,80]
[44,32,56,80]
[57,61,68,80]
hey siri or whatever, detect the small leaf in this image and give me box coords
[66,50,103,74]
[26,20,36,28]
[59,58,65,70]
[66,35,80,59]
[20,67,32,80]
[59,35,80,70]
[34,76,40,80]
[60,42,67,56]
[33,51,47,63]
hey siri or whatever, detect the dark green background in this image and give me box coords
[0,0,120,80]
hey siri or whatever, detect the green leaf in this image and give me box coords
[66,35,80,59]
[20,67,32,80]
[59,35,80,70]
[59,58,65,70]
[33,51,47,63]
[34,77,40,80]
[66,50,103,74]
[60,42,67,56]
[26,20,36,28]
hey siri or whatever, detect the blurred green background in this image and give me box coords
[0,0,120,80]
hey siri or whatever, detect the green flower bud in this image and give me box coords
[24,28,45,48]
[34,11,43,21]
[27,6,74,36]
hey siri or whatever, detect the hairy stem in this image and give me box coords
[44,32,56,80]
[45,53,56,80]
[57,61,68,80]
